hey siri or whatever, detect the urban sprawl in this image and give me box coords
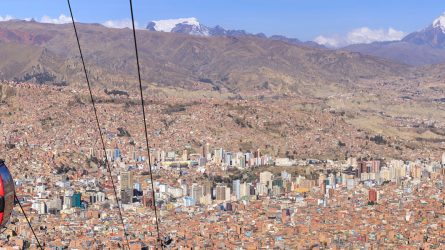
[2,140,445,249]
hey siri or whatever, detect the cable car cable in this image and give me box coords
[66,0,130,249]
[14,194,43,250]
[128,0,163,247]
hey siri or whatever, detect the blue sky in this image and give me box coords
[1,0,445,46]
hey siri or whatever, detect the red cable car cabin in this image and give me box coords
[0,160,14,228]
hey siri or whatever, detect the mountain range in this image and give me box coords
[144,13,445,66]
[0,19,415,96]
[146,17,323,49]
[0,12,445,97]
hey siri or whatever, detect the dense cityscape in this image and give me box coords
[1,97,445,248]
[1,1,445,249]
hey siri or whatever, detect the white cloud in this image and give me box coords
[347,27,405,44]
[315,27,406,48]
[1,14,140,30]
[0,15,13,22]
[103,19,139,29]
[40,14,72,24]
[0,15,35,22]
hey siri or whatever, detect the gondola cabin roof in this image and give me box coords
[0,160,15,228]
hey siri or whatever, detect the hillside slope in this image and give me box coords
[0,20,410,95]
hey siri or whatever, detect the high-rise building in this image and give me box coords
[89,194,97,204]
[224,152,232,166]
[260,171,273,189]
[232,180,240,200]
[182,149,188,161]
[411,165,422,179]
[114,146,121,161]
[321,180,327,197]
[255,149,261,166]
[72,192,82,208]
[191,183,203,203]
[359,160,381,174]
[203,181,212,196]
[96,192,105,203]
[63,191,73,210]
[318,173,326,187]
[149,148,156,165]
[244,153,252,167]
[120,171,134,191]
[246,185,253,196]
[214,148,224,163]
[181,183,188,196]
[106,149,113,161]
[202,142,210,158]
[380,167,391,181]
[131,146,137,161]
[240,182,249,198]
[160,150,166,162]
[256,182,268,196]
[371,160,381,173]
[121,188,133,204]
[328,174,335,187]
[369,189,377,203]
[216,185,227,201]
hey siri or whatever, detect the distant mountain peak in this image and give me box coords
[148,17,201,32]
[432,12,445,33]
[400,11,445,48]
[147,17,211,36]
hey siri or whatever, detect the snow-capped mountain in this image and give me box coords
[146,17,210,36]
[145,17,323,49]
[146,17,268,38]
[402,12,445,48]
[432,12,445,33]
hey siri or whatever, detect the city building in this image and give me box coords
[120,171,134,191]
[232,179,240,200]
